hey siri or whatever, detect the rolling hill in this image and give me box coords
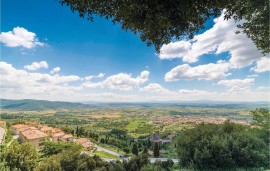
[0,99,87,110]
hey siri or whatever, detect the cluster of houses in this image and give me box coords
[151,132,174,144]
[11,122,94,149]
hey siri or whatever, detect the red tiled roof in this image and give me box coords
[12,124,28,129]
[21,129,48,140]
[62,134,73,139]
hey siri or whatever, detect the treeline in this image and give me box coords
[176,108,270,170]
[0,143,174,171]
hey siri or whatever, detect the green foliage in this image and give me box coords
[38,147,107,171]
[2,143,38,171]
[36,154,62,171]
[224,0,269,54]
[251,108,269,129]
[59,0,269,54]
[123,154,149,171]
[41,141,82,156]
[131,143,138,156]
[141,164,166,171]
[176,123,269,169]
[123,148,130,154]
[153,142,160,158]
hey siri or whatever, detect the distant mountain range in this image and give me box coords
[0,99,87,110]
[1,99,269,111]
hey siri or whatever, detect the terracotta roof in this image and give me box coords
[0,120,7,124]
[76,138,88,144]
[12,124,28,129]
[52,128,62,133]
[21,129,48,140]
[40,126,53,132]
[82,141,94,148]
[62,134,73,139]
[29,127,37,130]
[18,127,30,132]
[51,131,65,137]
[76,138,94,148]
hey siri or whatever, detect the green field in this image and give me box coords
[91,151,120,159]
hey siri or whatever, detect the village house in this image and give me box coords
[61,134,73,142]
[76,138,95,150]
[0,120,7,127]
[20,129,48,148]
[12,124,29,135]
[39,126,53,136]
[51,131,65,141]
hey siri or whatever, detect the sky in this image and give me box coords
[1,0,269,102]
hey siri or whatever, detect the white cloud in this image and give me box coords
[84,73,105,81]
[159,10,264,67]
[50,67,61,74]
[140,83,173,94]
[250,57,270,73]
[0,62,81,92]
[165,60,231,81]
[256,86,270,91]
[1,61,269,102]
[0,27,44,48]
[24,61,48,71]
[159,41,193,62]
[217,78,254,92]
[83,70,149,91]
[96,73,105,78]
[247,74,258,78]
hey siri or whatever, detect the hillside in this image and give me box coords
[0,99,87,110]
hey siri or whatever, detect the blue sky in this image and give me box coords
[1,0,269,102]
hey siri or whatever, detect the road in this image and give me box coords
[149,158,179,163]
[0,127,5,144]
[93,146,179,164]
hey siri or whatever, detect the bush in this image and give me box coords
[176,122,269,169]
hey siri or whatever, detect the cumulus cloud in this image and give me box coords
[24,61,48,71]
[82,70,149,91]
[256,86,270,91]
[247,74,258,78]
[139,83,173,94]
[50,67,61,74]
[84,73,105,81]
[159,10,264,67]
[250,57,270,73]
[0,27,44,48]
[217,78,254,92]
[1,61,269,102]
[0,62,81,93]
[165,60,231,81]
[159,41,193,62]
[96,73,105,78]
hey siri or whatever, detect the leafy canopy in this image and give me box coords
[251,108,270,129]
[59,0,269,54]
[176,122,269,169]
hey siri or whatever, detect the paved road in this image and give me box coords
[0,127,5,144]
[88,146,179,164]
[149,158,179,163]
